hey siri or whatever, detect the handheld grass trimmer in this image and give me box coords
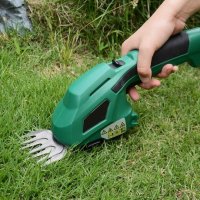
[23,28,200,165]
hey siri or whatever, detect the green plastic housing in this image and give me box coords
[52,28,200,146]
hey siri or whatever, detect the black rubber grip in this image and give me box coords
[112,31,189,93]
[112,65,137,93]
[152,31,189,66]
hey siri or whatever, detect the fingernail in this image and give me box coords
[173,66,179,71]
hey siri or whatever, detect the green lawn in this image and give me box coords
[1,32,200,199]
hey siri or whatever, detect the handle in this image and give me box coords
[111,28,200,93]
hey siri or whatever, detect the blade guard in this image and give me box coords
[52,28,200,146]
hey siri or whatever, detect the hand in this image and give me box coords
[121,0,200,101]
[128,64,178,101]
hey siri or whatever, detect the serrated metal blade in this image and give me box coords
[22,129,67,165]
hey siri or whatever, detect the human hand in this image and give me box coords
[122,0,200,101]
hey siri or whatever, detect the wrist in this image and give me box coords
[154,0,190,19]
[177,0,200,22]
[164,0,190,14]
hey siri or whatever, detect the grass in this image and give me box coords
[1,1,200,199]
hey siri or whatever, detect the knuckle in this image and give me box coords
[137,67,150,77]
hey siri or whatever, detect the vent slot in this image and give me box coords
[90,78,110,96]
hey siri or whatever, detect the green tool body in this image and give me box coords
[52,28,200,147]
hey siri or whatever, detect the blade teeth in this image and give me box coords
[32,147,52,158]
[37,148,55,163]
[43,148,67,165]
[48,145,64,157]
[22,137,38,145]
[22,129,67,165]
[22,132,36,139]
[22,140,45,149]
[29,143,49,154]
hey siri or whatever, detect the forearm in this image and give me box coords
[152,0,200,21]
[177,0,200,21]
[151,0,190,19]
[149,0,200,31]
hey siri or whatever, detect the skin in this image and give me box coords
[122,0,200,101]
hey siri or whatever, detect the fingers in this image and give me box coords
[140,78,161,90]
[129,87,140,101]
[121,34,155,84]
[137,45,154,83]
[157,64,178,78]
[129,64,178,101]
[128,79,160,101]
[129,79,161,101]
[139,64,178,89]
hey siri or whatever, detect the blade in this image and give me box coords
[22,130,67,165]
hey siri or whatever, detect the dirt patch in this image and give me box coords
[40,63,63,78]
